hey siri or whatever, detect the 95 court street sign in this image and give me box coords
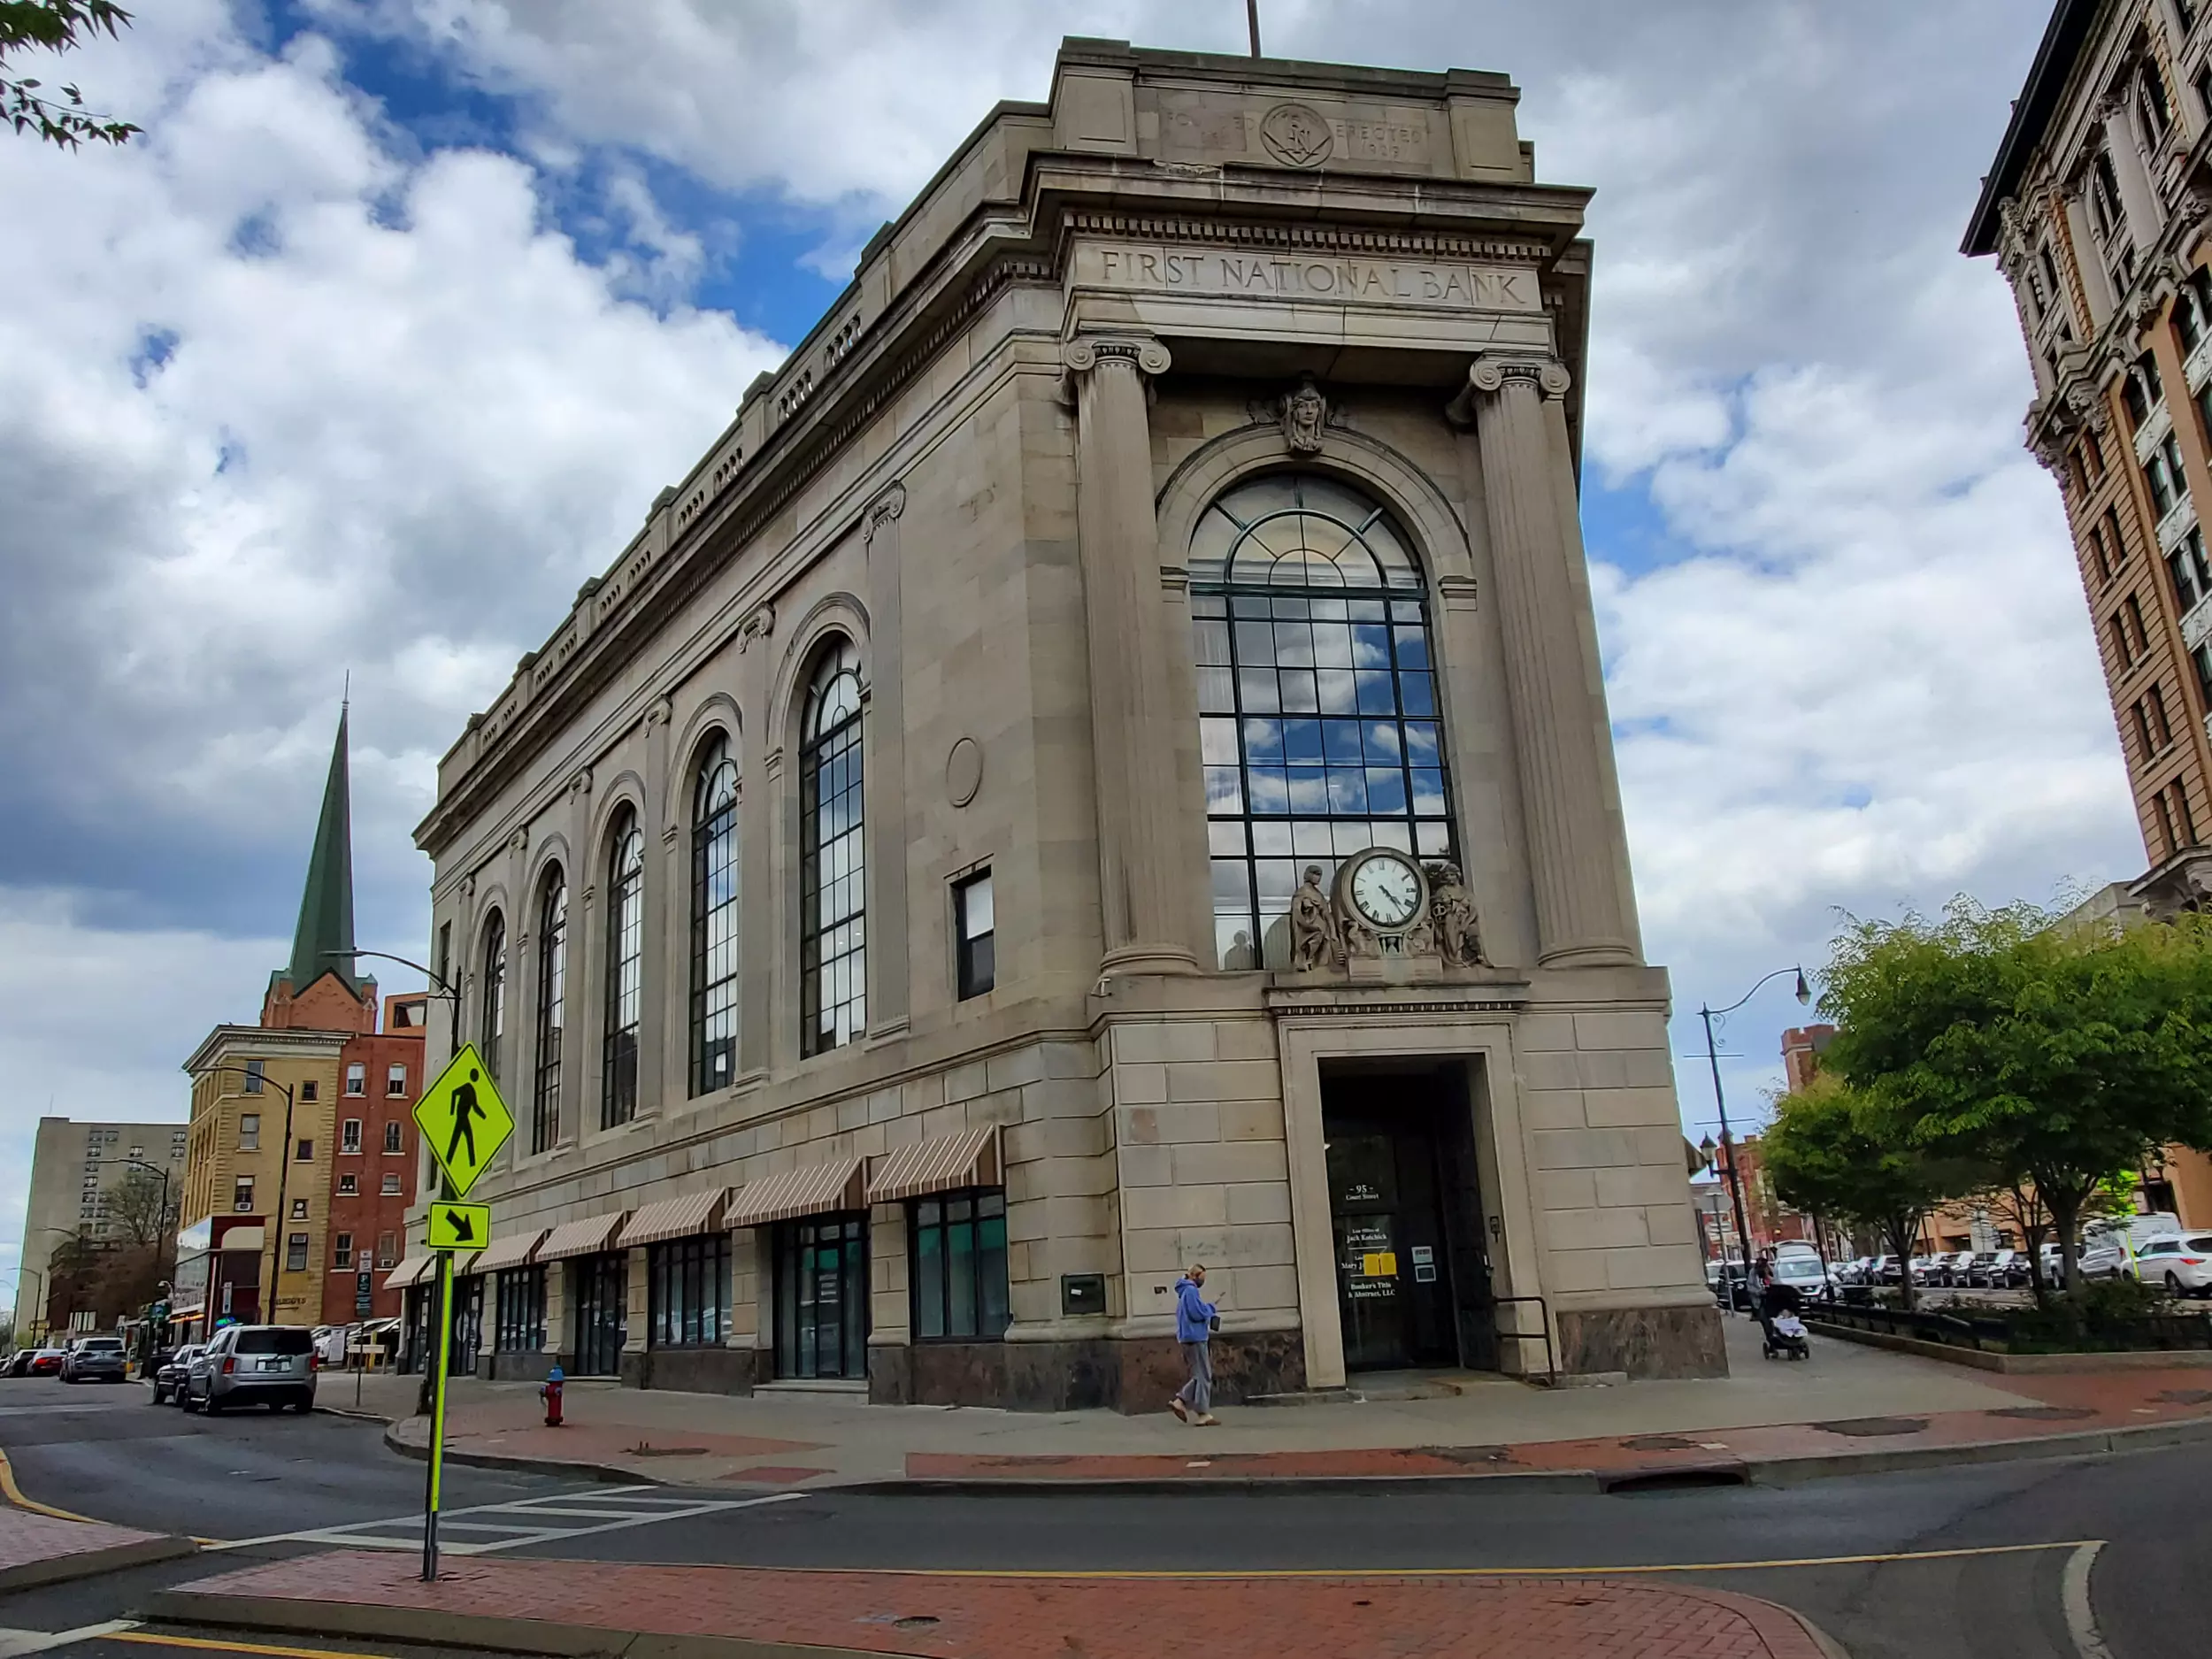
[411,1042,514,1198]
[426,1202,490,1251]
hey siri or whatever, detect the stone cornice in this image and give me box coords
[419,171,1595,854]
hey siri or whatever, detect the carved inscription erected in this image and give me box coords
[1077,242,1540,312]
[1155,93,1435,169]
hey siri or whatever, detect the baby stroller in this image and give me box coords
[1757,1280,1810,1361]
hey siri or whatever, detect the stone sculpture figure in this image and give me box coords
[1425,861,1486,967]
[1288,864,1340,969]
[1281,374,1327,453]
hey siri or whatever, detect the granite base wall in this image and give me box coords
[1556,1304,1727,1379]
[487,1351,559,1383]
[867,1329,1305,1412]
[626,1346,757,1395]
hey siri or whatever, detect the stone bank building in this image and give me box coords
[403,39,1720,1406]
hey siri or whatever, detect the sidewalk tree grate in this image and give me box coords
[1810,1417,1929,1437]
[1984,1406,2097,1421]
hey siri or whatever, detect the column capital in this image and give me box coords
[1447,352,1571,426]
[1061,334,1172,377]
[864,480,906,544]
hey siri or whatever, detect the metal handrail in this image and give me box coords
[1491,1294,1557,1387]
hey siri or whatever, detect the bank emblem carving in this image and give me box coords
[1260,103,1333,168]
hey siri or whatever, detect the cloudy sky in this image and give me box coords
[0,1,2137,1301]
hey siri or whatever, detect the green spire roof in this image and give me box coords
[285,706,358,997]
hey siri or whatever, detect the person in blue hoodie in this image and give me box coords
[1170,1263,1219,1425]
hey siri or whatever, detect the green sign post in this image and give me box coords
[411,1042,512,1581]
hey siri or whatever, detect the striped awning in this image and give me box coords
[471,1228,549,1275]
[868,1126,1001,1203]
[726,1156,865,1229]
[618,1189,727,1249]
[383,1254,434,1290]
[536,1210,630,1263]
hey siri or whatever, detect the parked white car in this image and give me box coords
[2129,1234,2212,1297]
[2078,1234,2134,1280]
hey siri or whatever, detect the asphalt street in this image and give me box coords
[3,1373,2208,1659]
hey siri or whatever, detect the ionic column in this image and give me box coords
[1455,352,1638,968]
[1063,335,1199,977]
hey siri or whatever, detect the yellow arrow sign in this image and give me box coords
[426,1202,489,1252]
[411,1043,513,1200]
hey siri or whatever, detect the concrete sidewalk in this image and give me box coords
[155,1547,1839,1659]
[337,1317,2212,1490]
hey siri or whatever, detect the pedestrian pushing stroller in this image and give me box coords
[1756,1280,1809,1361]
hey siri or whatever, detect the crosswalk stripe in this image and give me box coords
[204,1485,806,1553]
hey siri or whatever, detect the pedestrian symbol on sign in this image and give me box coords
[411,1042,513,1199]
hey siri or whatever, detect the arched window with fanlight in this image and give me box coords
[531,866,565,1154]
[800,641,865,1056]
[690,733,741,1094]
[603,810,644,1127]
[479,910,506,1080]
[1188,471,1456,970]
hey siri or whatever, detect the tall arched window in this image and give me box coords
[690,734,740,1094]
[479,910,506,1079]
[603,810,644,1127]
[531,867,566,1153]
[1188,471,1456,970]
[800,641,865,1056]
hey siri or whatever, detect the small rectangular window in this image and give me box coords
[910,1189,1011,1341]
[295,1137,314,1162]
[381,1172,402,1195]
[338,1172,358,1195]
[286,1233,309,1272]
[342,1118,362,1154]
[243,1059,265,1094]
[383,1122,403,1154]
[333,1233,353,1269]
[238,1113,260,1151]
[2151,683,2174,747]
[291,1198,308,1219]
[300,1080,318,1102]
[233,1176,254,1212]
[345,1063,365,1096]
[387,1064,407,1096]
[954,870,995,1000]
[377,1231,398,1267]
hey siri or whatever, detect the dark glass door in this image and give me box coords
[775,1214,868,1379]
[570,1253,626,1376]
[1325,1124,1456,1370]
[449,1274,484,1374]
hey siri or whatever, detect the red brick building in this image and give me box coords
[323,994,428,1326]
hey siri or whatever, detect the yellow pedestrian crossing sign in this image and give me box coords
[426,1202,489,1251]
[412,1043,513,1199]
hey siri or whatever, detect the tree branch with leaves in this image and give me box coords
[2,1,137,150]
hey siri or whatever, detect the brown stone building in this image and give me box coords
[175,712,426,1339]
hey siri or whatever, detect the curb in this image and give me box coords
[144,1590,880,1659]
[0,1534,198,1594]
[380,1422,680,1489]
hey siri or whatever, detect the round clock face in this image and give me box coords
[1349,851,1423,930]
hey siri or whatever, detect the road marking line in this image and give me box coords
[109,1630,412,1659]
[203,1486,806,1553]
[0,1622,136,1659]
[781,1539,2100,1579]
[2062,1540,2115,1659]
[0,1448,96,1524]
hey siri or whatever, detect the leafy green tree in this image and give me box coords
[1763,1075,1984,1312]
[1823,899,2212,1291]
[2,1,137,150]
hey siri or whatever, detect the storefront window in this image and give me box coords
[910,1189,1010,1340]
[648,1234,731,1348]
[495,1265,546,1354]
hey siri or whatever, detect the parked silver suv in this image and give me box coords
[183,1325,317,1414]
[60,1336,127,1384]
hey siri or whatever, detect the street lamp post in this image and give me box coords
[1700,965,1811,1302]
[196,1065,299,1328]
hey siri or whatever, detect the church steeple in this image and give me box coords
[285,705,358,997]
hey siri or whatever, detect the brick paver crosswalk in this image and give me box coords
[172,1548,1832,1657]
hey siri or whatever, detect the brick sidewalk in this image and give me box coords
[164,1548,1832,1658]
[0,1506,195,1590]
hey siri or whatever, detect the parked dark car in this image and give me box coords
[1713,1263,1753,1310]
[150,1345,202,1405]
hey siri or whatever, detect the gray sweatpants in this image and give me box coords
[1175,1340,1212,1416]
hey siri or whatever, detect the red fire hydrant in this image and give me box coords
[540,1365,565,1426]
